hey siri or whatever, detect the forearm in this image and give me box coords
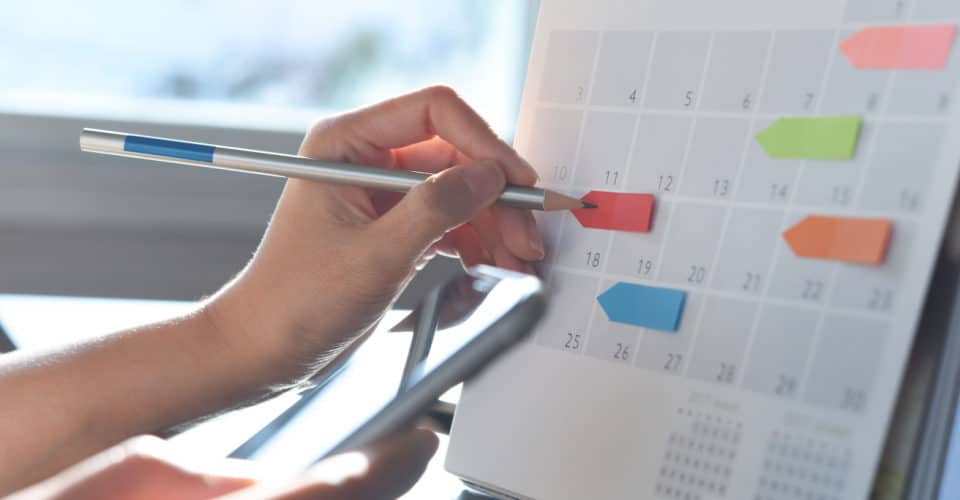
[0,306,286,494]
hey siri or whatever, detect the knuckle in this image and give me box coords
[305,116,341,143]
[421,85,470,119]
[421,84,461,104]
[307,116,335,135]
[301,115,352,159]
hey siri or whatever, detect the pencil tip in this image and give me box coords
[582,201,598,209]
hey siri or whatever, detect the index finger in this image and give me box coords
[332,86,539,186]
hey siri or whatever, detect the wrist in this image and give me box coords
[200,279,308,391]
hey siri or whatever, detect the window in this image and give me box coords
[0,2,535,302]
[1,1,532,135]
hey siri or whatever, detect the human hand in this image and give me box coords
[10,431,438,500]
[208,86,543,385]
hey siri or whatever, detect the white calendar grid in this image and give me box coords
[526,9,959,415]
[446,1,960,499]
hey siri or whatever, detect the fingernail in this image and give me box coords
[462,161,505,203]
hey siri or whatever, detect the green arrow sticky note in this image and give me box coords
[756,116,862,160]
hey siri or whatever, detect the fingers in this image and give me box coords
[13,431,436,500]
[223,429,438,500]
[330,428,438,499]
[392,138,544,263]
[468,210,534,273]
[300,87,545,276]
[8,435,256,500]
[435,221,534,272]
[393,136,467,173]
[371,160,506,276]
[295,87,546,283]
[368,137,465,214]
[495,207,545,262]
[328,86,538,185]
[435,225,492,268]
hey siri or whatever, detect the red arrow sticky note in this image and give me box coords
[783,216,892,266]
[572,191,655,233]
[840,24,957,70]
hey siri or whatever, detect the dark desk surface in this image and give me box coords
[0,295,483,499]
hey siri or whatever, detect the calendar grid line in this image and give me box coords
[555,29,604,357]
[616,25,665,467]
[792,26,850,405]
[538,30,604,272]
[684,28,775,383]
[796,34,901,410]
[580,31,661,361]
[538,181,928,221]
[537,102,951,123]
[645,30,720,379]
[541,221,907,374]
[904,0,918,19]
[614,35,704,369]
[579,31,621,358]
[603,30,709,371]
[532,15,951,411]
[731,23,838,400]
[726,30,781,391]
[634,31,661,110]
[537,31,602,270]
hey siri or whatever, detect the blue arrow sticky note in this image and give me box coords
[597,282,686,332]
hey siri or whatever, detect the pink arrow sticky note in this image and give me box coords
[840,24,957,70]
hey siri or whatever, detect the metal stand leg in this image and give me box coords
[399,286,442,393]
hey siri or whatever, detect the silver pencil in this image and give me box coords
[78,129,593,212]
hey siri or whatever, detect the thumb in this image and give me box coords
[372,160,505,269]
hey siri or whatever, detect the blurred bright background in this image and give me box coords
[0,0,531,134]
[0,0,535,302]
[0,2,536,497]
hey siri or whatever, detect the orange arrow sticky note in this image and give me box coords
[840,24,957,70]
[784,216,892,266]
[573,191,655,233]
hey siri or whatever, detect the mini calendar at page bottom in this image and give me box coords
[446,0,960,499]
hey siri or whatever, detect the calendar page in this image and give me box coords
[446,1,960,499]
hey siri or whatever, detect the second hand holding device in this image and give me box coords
[229,266,546,468]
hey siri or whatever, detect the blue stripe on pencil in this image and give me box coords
[123,135,215,163]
